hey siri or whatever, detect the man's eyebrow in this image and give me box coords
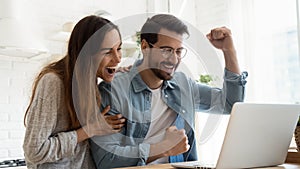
[158,45,172,48]
[159,45,184,50]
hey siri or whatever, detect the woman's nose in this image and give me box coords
[112,49,121,63]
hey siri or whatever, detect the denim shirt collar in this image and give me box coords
[130,60,177,93]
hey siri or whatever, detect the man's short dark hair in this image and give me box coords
[140,14,189,45]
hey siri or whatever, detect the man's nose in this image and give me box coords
[167,51,179,63]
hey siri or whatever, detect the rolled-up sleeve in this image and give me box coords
[192,69,248,114]
[90,134,150,168]
[223,69,248,112]
[224,68,248,86]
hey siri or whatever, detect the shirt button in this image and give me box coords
[165,95,168,98]
[182,110,185,113]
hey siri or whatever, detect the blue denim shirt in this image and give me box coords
[90,60,247,169]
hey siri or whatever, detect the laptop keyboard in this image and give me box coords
[171,161,216,169]
[189,163,215,169]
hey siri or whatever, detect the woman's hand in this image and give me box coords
[76,106,126,143]
[116,65,132,73]
[103,110,126,130]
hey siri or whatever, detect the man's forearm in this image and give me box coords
[147,142,167,163]
[223,49,241,75]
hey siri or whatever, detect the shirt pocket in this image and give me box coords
[124,120,149,144]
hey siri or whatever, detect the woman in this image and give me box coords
[23,15,125,169]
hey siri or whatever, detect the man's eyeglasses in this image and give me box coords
[149,43,187,59]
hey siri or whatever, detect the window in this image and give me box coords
[229,0,300,103]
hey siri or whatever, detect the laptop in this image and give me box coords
[172,102,300,169]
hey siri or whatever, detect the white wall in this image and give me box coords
[0,56,45,159]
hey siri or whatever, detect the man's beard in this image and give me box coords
[150,62,179,80]
[150,68,173,80]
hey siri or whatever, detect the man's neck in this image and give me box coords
[138,65,163,90]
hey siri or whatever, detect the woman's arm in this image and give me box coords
[23,74,78,164]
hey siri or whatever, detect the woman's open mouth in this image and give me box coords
[106,66,117,75]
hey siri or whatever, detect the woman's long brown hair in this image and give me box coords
[24,15,121,130]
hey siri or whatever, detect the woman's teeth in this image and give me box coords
[106,67,117,74]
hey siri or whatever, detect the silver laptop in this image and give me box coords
[172,102,300,169]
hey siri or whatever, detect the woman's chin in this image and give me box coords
[102,76,114,82]
[98,71,115,82]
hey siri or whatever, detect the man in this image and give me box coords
[90,14,247,168]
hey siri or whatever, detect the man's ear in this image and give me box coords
[141,39,149,50]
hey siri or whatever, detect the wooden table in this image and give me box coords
[285,152,300,163]
[116,152,300,169]
[116,163,300,169]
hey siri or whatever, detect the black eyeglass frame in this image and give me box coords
[148,43,187,59]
